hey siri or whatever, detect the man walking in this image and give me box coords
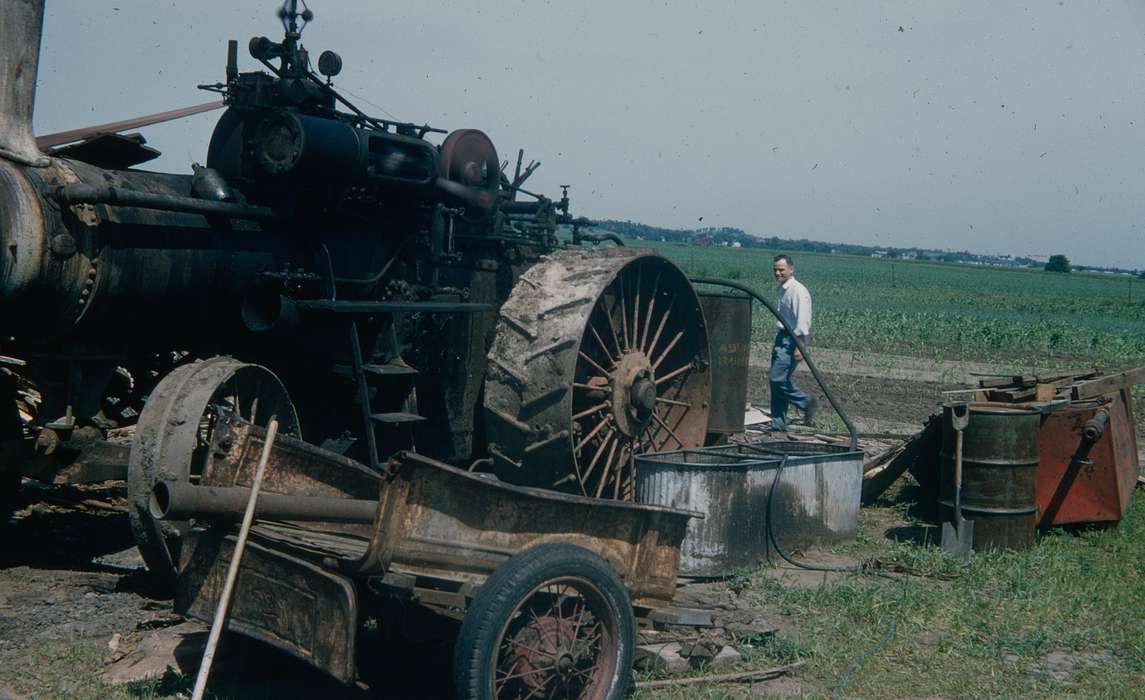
[769,254,816,431]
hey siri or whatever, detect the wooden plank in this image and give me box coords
[978,374,1034,389]
[986,386,1038,402]
[1035,383,1059,401]
[1071,366,1145,400]
[1034,368,1100,384]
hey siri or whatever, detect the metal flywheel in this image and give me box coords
[484,247,710,500]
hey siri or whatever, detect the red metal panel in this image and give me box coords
[1035,389,1138,527]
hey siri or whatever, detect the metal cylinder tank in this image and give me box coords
[940,403,1041,550]
[0,156,280,345]
[698,291,751,435]
[636,447,780,576]
[636,441,862,576]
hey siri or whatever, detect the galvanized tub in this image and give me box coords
[940,403,1040,550]
[636,441,863,576]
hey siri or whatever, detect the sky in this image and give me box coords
[31,1,1145,269]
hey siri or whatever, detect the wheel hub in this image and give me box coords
[611,351,655,437]
[509,615,577,690]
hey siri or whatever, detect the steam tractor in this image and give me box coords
[0,0,741,589]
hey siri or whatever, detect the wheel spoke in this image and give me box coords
[569,598,586,647]
[573,378,609,391]
[652,411,685,448]
[631,266,641,347]
[624,450,635,500]
[598,300,624,359]
[640,271,662,350]
[588,323,616,366]
[616,276,630,351]
[581,429,614,482]
[651,330,684,372]
[655,396,692,408]
[522,680,554,700]
[577,351,611,379]
[655,361,693,386]
[612,444,630,499]
[572,401,609,422]
[574,416,611,453]
[644,297,674,356]
[594,438,620,498]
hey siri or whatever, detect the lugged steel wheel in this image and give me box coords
[484,247,710,499]
[127,357,299,590]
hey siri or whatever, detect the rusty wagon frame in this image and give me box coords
[154,409,696,698]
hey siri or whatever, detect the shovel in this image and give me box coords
[941,403,974,562]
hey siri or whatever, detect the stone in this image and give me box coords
[633,642,689,673]
[103,620,209,684]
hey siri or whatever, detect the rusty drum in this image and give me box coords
[698,292,752,436]
[940,403,1041,550]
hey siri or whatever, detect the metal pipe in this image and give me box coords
[498,200,544,215]
[149,480,377,523]
[54,183,277,221]
[1082,409,1110,442]
[0,0,49,166]
[689,276,859,450]
[576,231,625,247]
[35,100,225,149]
[191,418,279,700]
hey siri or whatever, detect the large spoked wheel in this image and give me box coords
[485,247,710,499]
[127,357,299,591]
[453,543,635,700]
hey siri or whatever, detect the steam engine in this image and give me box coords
[0,3,574,474]
[0,0,719,534]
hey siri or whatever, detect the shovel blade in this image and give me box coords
[941,518,974,563]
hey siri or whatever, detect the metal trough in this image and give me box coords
[636,441,863,577]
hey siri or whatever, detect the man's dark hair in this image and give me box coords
[773,254,794,267]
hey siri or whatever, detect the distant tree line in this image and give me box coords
[587,219,1043,268]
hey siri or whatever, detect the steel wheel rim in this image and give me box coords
[490,575,620,700]
[128,358,300,584]
[570,257,708,499]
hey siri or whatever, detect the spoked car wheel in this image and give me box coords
[127,357,299,590]
[454,543,635,700]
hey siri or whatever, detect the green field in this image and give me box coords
[641,242,1145,371]
[628,240,1145,698]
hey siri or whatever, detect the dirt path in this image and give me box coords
[747,364,956,435]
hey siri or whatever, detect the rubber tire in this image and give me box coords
[453,542,635,700]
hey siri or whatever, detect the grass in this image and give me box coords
[2,640,185,699]
[637,485,1145,699]
[620,240,1145,698]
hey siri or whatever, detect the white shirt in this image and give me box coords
[776,277,812,338]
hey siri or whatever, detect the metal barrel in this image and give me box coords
[150,480,377,524]
[940,403,1041,550]
[697,292,752,435]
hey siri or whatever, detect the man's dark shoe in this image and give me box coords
[803,397,819,425]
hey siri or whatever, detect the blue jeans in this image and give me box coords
[769,332,810,431]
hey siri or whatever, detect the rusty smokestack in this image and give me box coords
[0,0,50,166]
